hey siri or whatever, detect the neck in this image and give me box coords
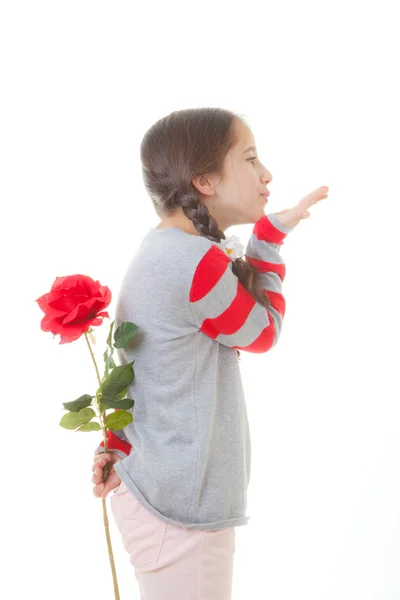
[156,208,229,236]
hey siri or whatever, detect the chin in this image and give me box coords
[254,209,266,222]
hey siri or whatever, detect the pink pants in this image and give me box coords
[110,479,236,600]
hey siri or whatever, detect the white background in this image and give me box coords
[1,1,399,599]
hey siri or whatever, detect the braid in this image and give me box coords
[177,187,242,361]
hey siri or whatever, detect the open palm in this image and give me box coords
[275,186,329,229]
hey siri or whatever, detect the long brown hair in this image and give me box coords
[140,108,273,360]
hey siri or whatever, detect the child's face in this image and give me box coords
[193,118,273,230]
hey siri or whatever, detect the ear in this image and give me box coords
[191,173,218,198]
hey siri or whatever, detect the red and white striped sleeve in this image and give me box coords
[94,409,132,459]
[189,213,293,353]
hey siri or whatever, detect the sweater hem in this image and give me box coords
[114,461,250,531]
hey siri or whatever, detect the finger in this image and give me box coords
[99,481,114,498]
[302,186,329,203]
[299,193,322,210]
[303,186,328,202]
[94,453,110,462]
[94,467,116,489]
[298,190,328,212]
[92,461,114,485]
[93,482,105,498]
[92,465,106,484]
[92,454,110,472]
[93,477,116,497]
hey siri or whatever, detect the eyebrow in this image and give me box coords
[243,146,257,153]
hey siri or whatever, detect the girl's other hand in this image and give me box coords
[275,186,329,229]
[92,452,122,498]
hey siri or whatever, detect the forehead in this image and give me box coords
[233,119,256,153]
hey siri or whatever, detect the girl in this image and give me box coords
[91,107,329,599]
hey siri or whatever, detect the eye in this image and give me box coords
[248,156,257,165]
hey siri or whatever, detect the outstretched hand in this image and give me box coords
[274,186,329,229]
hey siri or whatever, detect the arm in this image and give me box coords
[189,213,293,353]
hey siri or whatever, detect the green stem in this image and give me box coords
[84,332,108,452]
[84,331,120,600]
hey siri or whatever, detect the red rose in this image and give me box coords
[35,274,112,344]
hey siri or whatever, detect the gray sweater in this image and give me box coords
[95,212,293,530]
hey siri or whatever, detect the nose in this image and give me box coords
[261,168,272,185]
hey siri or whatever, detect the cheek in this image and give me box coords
[244,166,258,185]
[243,171,259,197]
[236,168,254,191]
[220,169,254,206]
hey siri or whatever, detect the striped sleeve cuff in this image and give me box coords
[254,213,294,244]
[96,429,132,457]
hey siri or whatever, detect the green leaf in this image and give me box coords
[103,346,109,363]
[106,319,115,350]
[106,409,133,430]
[98,386,130,409]
[103,319,117,378]
[62,394,94,413]
[59,407,96,430]
[115,387,128,400]
[101,396,135,410]
[105,354,116,370]
[98,400,108,414]
[114,322,139,348]
[102,362,135,397]
[76,421,101,432]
